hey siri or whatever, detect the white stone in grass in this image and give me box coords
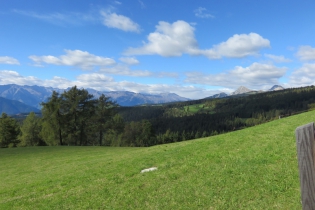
[140,167,158,173]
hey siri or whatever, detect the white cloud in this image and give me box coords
[124,20,270,59]
[119,57,139,65]
[28,49,178,78]
[14,8,142,31]
[124,20,198,56]
[289,63,315,86]
[29,49,115,70]
[0,56,20,65]
[296,46,315,61]
[0,70,43,85]
[205,33,270,58]
[185,62,287,89]
[264,54,292,63]
[100,64,152,77]
[76,73,114,83]
[0,70,111,90]
[194,7,214,18]
[100,11,140,33]
[75,73,116,90]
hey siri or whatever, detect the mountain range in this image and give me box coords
[86,89,189,106]
[0,84,190,114]
[0,84,285,115]
[0,96,39,115]
[206,92,229,99]
[214,85,285,99]
[0,84,60,109]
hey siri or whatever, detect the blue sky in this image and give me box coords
[1,0,315,99]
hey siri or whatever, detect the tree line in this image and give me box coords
[0,86,160,148]
[2,85,315,148]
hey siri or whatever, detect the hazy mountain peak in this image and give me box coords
[0,96,40,115]
[206,92,228,99]
[231,86,252,95]
[269,85,284,91]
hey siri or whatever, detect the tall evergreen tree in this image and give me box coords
[95,94,117,145]
[40,86,119,146]
[61,86,96,145]
[0,113,20,147]
[19,112,43,146]
[41,91,63,145]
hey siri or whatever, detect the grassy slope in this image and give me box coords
[1,110,312,209]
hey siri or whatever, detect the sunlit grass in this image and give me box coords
[1,110,311,209]
[184,104,214,114]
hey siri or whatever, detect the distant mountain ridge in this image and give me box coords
[206,92,228,99]
[206,85,285,99]
[0,84,60,109]
[231,86,253,95]
[0,85,190,110]
[269,85,285,91]
[0,96,40,115]
[86,89,189,106]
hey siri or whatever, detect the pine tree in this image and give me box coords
[61,86,96,145]
[40,87,119,146]
[19,112,43,146]
[0,113,20,147]
[95,94,117,146]
[41,91,63,145]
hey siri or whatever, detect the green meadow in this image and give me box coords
[1,110,312,209]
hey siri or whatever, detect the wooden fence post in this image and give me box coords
[296,122,315,210]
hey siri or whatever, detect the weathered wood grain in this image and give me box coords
[296,122,315,210]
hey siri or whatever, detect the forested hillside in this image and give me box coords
[118,86,315,144]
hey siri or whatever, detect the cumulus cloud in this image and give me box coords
[124,20,270,59]
[296,46,315,61]
[185,62,287,89]
[74,73,117,90]
[0,56,20,65]
[100,11,140,33]
[29,49,115,70]
[194,7,214,18]
[264,54,292,63]
[124,20,198,56]
[0,70,41,85]
[0,70,113,90]
[205,33,270,58]
[119,57,140,65]
[28,50,177,78]
[289,63,315,86]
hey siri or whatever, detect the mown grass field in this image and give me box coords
[1,110,313,209]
